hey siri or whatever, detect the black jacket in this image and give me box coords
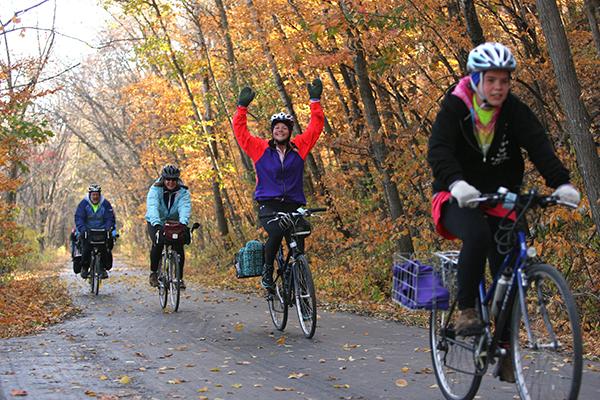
[427,86,570,195]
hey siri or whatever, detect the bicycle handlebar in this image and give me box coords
[449,187,578,210]
[262,207,327,218]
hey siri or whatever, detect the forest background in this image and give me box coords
[2,0,600,358]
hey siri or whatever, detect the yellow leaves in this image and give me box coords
[274,386,295,391]
[333,384,350,388]
[234,323,243,330]
[288,372,309,379]
[276,337,286,343]
[119,375,131,384]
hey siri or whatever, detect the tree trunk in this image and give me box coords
[460,0,485,46]
[537,0,600,237]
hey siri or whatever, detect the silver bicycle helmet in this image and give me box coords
[467,42,517,72]
[88,184,102,193]
[161,164,180,179]
[270,112,294,132]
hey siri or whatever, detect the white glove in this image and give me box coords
[450,180,481,208]
[553,184,580,206]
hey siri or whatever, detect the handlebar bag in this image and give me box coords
[235,240,264,278]
[89,229,107,245]
[164,221,187,244]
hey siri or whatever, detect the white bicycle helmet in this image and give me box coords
[270,112,293,128]
[467,42,517,72]
[88,184,102,193]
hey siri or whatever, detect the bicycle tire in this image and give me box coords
[293,254,317,339]
[90,253,100,295]
[167,251,181,312]
[268,256,289,331]
[430,269,483,400]
[511,263,582,400]
[158,251,168,309]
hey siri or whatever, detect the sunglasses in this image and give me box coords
[164,178,178,182]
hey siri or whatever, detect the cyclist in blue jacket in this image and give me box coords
[233,79,324,289]
[74,184,116,279]
[145,165,191,289]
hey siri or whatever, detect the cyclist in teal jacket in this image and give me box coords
[145,165,191,289]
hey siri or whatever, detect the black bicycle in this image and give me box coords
[87,228,111,296]
[265,207,326,338]
[430,188,582,400]
[158,222,199,312]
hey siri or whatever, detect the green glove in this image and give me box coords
[238,87,255,107]
[307,78,322,100]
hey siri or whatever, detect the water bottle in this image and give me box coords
[491,269,511,316]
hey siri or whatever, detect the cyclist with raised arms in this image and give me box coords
[427,42,580,382]
[233,79,324,289]
[74,184,116,279]
[145,165,191,289]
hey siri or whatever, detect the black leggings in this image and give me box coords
[258,202,305,266]
[147,222,185,274]
[440,201,505,310]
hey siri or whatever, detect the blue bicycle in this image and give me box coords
[430,188,582,400]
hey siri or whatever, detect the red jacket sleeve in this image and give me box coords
[232,106,269,163]
[291,101,324,160]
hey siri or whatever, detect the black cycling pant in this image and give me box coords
[81,239,111,272]
[258,201,305,266]
[440,201,505,310]
[147,222,185,274]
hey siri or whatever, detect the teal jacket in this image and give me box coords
[145,177,191,227]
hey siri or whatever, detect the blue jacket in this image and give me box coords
[74,194,116,233]
[233,101,324,205]
[145,177,191,227]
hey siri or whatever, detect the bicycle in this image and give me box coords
[428,188,582,400]
[265,207,326,339]
[87,228,111,296]
[157,222,199,312]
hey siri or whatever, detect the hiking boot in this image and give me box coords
[179,279,186,291]
[101,269,109,279]
[81,268,89,279]
[261,264,274,288]
[456,308,484,336]
[149,272,159,287]
[498,346,515,383]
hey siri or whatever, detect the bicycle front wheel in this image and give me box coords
[90,253,100,295]
[511,263,582,400]
[158,253,168,309]
[430,270,482,400]
[167,251,181,312]
[293,255,317,338]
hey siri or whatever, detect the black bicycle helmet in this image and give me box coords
[88,184,102,193]
[161,164,180,179]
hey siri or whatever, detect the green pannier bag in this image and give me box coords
[235,240,264,278]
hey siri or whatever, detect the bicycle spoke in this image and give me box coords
[167,251,180,312]
[158,253,168,309]
[512,264,582,400]
[267,253,289,331]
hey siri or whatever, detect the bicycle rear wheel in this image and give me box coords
[430,268,483,400]
[268,258,289,331]
[158,252,168,309]
[511,263,582,400]
[167,251,181,312]
[90,253,100,296]
[293,255,317,338]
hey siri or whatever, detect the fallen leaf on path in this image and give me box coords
[333,384,349,388]
[288,373,309,379]
[119,376,131,384]
[232,383,242,388]
[588,364,599,371]
[10,390,27,396]
[402,367,411,372]
[236,361,250,365]
[134,352,144,357]
[174,346,187,351]
[185,364,194,367]
[276,337,285,343]
[99,375,108,380]
[210,367,220,372]
[327,376,340,380]
[198,386,208,392]
[396,379,408,387]
[274,386,295,391]
[234,324,243,330]
[163,353,173,358]
[227,371,236,375]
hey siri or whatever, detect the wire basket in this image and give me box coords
[391,251,459,311]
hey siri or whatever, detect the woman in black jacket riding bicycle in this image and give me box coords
[427,42,580,383]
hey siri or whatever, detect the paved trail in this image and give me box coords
[0,261,598,399]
